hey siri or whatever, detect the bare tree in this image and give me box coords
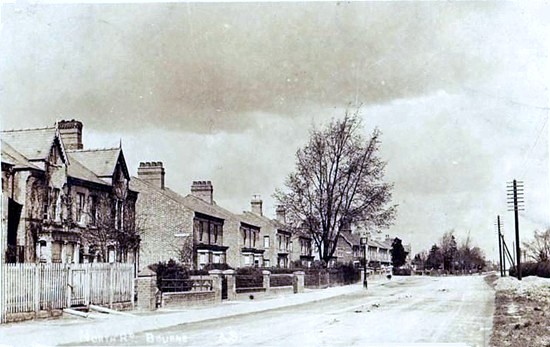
[274,111,397,265]
[523,229,550,262]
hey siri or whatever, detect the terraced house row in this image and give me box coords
[131,163,315,271]
[1,119,409,271]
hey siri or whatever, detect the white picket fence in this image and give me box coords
[0,263,134,323]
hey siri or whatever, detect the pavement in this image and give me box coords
[0,280,376,347]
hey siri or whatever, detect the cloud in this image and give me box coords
[2,1,541,133]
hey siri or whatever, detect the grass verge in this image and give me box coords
[489,278,550,347]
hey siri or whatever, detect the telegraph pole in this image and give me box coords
[507,180,524,280]
[496,216,504,277]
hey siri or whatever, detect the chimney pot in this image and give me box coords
[137,161,165,189]
[275,205,286,224]
[251,195,263,216]
[57,119,83,150]
[191,181,214,204]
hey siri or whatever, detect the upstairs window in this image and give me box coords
[89,196,98,225]
[52,189,61,221]
[76,193,85,224]
[264,236,270,248]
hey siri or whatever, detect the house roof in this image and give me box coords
[1,140,42,170]
[67,148,123,178]
[178,194,237,221]
[1,126,67,162]
[67,153,110,186]
[339,230,361,247]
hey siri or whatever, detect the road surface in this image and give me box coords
[89,276,495,346]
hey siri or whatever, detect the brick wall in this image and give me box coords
[162,291,217,308]
[130,178,194,270]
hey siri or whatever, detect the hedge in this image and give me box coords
[509,261,550,278]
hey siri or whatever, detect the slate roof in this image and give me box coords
[67,148,122,178]
[1,140,41,170]
[155,188,235,221]
[1,127,59,161]
[340,230,361,245]
[67,153,110,186]
[238,212,262,228]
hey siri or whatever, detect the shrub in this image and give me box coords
[151,259,191,292]
[536,261,550,278]
[392,267,412,276]
[270,274,294,287]
[328,262,360,284]
[236,267,263,288]
[262,267,296,274]
[509,262,540,278]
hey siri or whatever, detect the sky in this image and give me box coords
[1,1,550,261]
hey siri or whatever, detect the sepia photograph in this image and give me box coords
[0,1,549,346]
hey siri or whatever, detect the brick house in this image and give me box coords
[131,163,264,270]
[242,198,315,268]
[1,120,138,264]
[335,230,363,266]
[241,198,292,268]
[291,228,315,268]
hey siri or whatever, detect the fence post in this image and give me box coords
[222,269,236,301]
[66,264,72,308]
[208,270,223,302]
[85,265,91,307]
[293,271,305,294]
[131,266,135,310]
[109,263,114,308]
[262,270,271,294]
[34,264,40,313]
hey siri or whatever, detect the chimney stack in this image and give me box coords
[191,181,214,204]
[57,119,83,150]
[137,162,165,189]
[251,195,263,216]
[275,205,286,224]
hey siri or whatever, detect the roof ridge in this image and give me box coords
[67,147,120,153]
[1,126,56,133]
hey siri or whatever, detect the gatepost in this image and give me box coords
[208,270,223,302]
[293,271,305,294]
[222,269,237,300]
[135,267,157,311]
[262,270,271,293]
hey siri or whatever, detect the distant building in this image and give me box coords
[1,120,138,264]
[241,198,313,268]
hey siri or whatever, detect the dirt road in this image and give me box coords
[97,275,494,346]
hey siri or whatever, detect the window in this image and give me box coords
[43,190,50,220]
[264,236,270,248]
[213,253,221,264]
[199,252,207,265]
[263,259,270,267]
[52,189,60,221]
[252,231,257,248]
[90,196,97,225]
[51,242,62,263]
[289,241,293,252]
[243,254,250,265]
[76,193,85,223]
[242,229,247,246]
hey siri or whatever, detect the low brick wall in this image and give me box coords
[161,291,217,309]
[5,309,63,323]
[235,286,294,300]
